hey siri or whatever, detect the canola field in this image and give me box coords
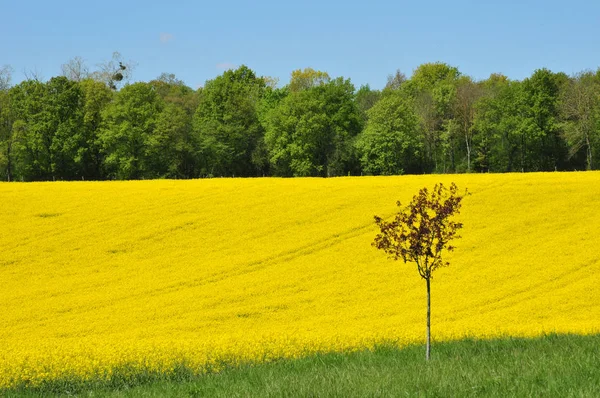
[1,173,599,388]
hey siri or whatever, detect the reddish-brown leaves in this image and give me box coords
[373,183,467,280]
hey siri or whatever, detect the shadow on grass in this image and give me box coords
[4,333,600,397]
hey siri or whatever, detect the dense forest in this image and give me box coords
[1,54,599,181]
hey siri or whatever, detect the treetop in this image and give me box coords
[373,182,467,280]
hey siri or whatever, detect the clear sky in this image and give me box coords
[2,0,600,89]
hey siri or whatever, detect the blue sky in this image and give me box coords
[2,0,599,89]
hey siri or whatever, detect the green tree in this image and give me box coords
[452,76,483,172]
[8,77,93,181]
[373,183,467,361]
[193,66,266,177]
[472,76,522,172]
[0,66,14,180]
[256,86,289,176]
[99,82,163,179]
[406,63,461,172]
[148,103,197,178]
[559,71,600,170]
[79,79,113,179]
[265,77,362,177]
[288,68,330,92]
[411,63,461,92]
[9,79,53,180]
[519,68,566,171]
[472,71,565,173]
[0,91,10,181]
[149,74,200,178]
[355,84,381,125]
[355,92,421,175]
[46,76,86,180]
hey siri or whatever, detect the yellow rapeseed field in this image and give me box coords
[1,173,599,388]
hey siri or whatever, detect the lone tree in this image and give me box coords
[373,182,467,360]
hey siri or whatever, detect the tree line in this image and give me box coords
[1,56,599,181]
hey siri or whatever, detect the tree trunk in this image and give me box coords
[465,134,471,172]
[6,140,11,182]
[521,134,525,173]
[585,134,592,171]
[426,277,431,361]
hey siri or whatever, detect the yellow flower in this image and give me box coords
[1,173,599,388]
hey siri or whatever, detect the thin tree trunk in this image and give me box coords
[464,114,472,173]
[521,135,525,173]
[450,139,455,172]
[465,134,471,172]
[585,134,592,171]
[426,277,431,361]
[6,140,11,182]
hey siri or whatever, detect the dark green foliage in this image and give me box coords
[472,70,571,173]
[99,82,163,179]
[2,62,600,181]
[78,79,113,180]
[519,69,566,171]
[193,65,266,177]
[355,91,421,175]
[0,88,13,181]
[5,334,599,397]
[264,77,362,177]
[8,77,88,180]
[453,76,483,172]
[9,79,54,180]
[355,84,382,124]
[46,77,87,180]
[472,78,523,172]
[254,86,289,176]
[400,63,461,173]
[150,103,198,178]
[149,75,200,178]
[560,71,600,170]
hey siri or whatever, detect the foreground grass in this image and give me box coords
[5,334,599,397]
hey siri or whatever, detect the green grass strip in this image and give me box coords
[4,333,599,397]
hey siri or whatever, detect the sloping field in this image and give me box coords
[1,173,599,388]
